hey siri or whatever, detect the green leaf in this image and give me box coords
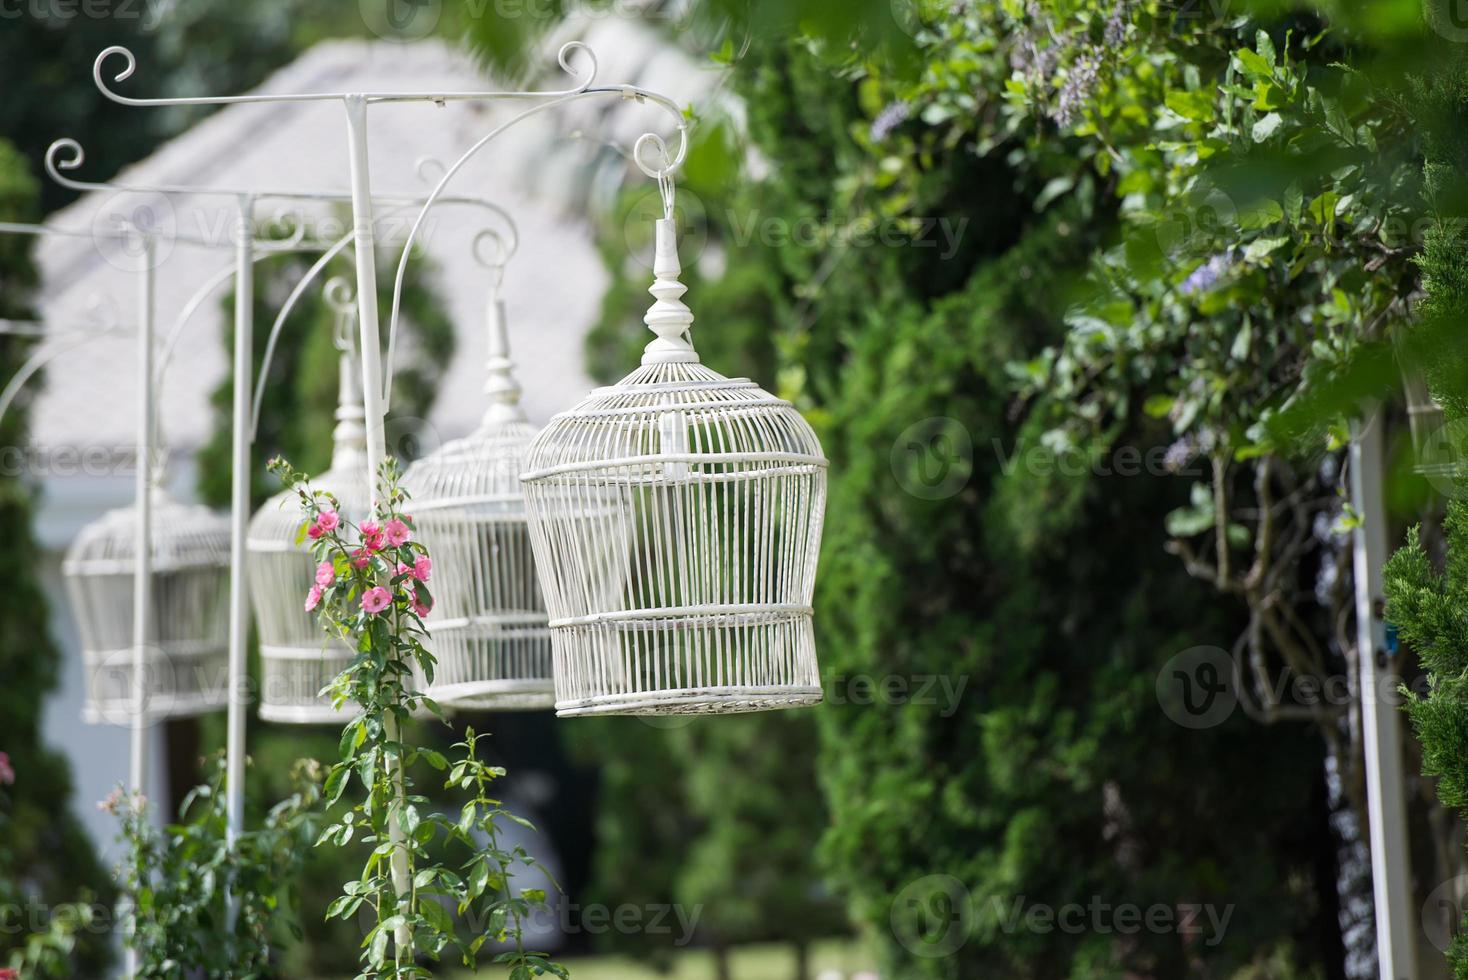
[1165,89,1214,123]
[1255,30,1277,69]
[1250,112,1283,142]
[1243,236,1290,262]
[1234,48,1273,78]
[1143,395,1175,419]
[1231,318,1253,361]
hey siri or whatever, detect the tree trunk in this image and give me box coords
[713,941,732,980]
[793,940,810,980]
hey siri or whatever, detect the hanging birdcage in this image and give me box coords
[249,298,372,724]
[402,273,554,710]
[63,479,231,724]
[521,215,828,717]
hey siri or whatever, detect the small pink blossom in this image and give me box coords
[315,560,336,587]
[351,548,371,569]
[98,787,124,814]
[361,586,392,615]
[384,518,411,547]
[411,596,433,618]
[0,751,14,786]
[307,522,325,540]
[360,520,384,552]
[305,584,323,612]
[413,555,432,582]
[317,509,340,532]
[396,561,409,578]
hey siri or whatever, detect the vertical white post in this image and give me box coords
[342,93,413,959]
[126,232,155,979]
[224,195,255,929]
[1350,409,1416,980]
[343,96,386,490]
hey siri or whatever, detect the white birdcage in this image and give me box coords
[63,474,231,724]
[521,216,829,716]
[403,272,554,710]
[249,305,372,725]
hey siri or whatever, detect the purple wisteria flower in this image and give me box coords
[870,101,912,143]
[1179,250,1237,296]
[1053,56,1100,127]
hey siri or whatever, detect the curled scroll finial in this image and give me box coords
[324,276,357,318]
[557,41,598,92]
[93,46,140,103]
[45,139,88,190]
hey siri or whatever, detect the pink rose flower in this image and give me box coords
[384,518,411,547]
[307,522,325,540]
[314,560,335,587]
[413,555,432,582]
[351,548,371,569]
[360,520,384,552]
[0,751,14,786]
[317,509,340,532]
[361,586,392,615]
[396,561,409,578]
[305,584,323,612]
[411,596,433,618]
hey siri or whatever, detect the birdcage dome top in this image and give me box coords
[405,414,539,506]
[522,361,825,480]
[63,485,230,576]
[250,460,372,538]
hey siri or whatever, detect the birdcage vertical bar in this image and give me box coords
[225,194,255,929]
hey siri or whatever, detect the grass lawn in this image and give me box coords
[446,939,877,979]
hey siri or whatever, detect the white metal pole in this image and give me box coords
[126,232,155,979]
[225,195,255,928]
[1349,409,1416,980]
[342,93,413,959]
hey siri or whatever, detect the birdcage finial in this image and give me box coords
[641,212,698,365]
[326,277,368,471]
[475,229,526,425]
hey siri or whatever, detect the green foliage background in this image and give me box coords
[0,139,115,976]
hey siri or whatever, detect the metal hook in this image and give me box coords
[472,228,510,290]
[324,275,357,316]
[325,276,358,354]
[381,71,690,409]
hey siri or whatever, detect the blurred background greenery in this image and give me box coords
[4,0,1468,977]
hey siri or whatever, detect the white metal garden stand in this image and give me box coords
[75,42,705,961]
